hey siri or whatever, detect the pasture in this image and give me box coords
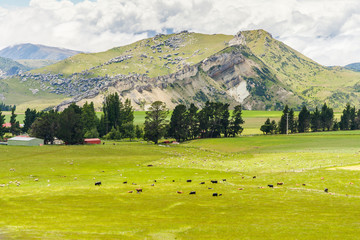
[1,131,360,239]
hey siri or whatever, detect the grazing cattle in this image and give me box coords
[177,191,183,194]
[151,184,155,186]
[95,181,101,186]
[211,180,218,184]
[268,184,274,188]
[213,193,218,197]
[187,180,192,183]
[154,180,157,182]
[253,176,256,179]
[189,191,196,195]
[147,165,153,167]
[277,182,284,185]
[136,188,142,193]
[242,176,244,179]
[123,181,127,184]
[200,182,205,184]
[128,190,133,193]
[208,187,213,189]
[238,188,244,190]
[302,183,306,186]
[219,194,222,196]
[324,188,328,193]
[172,180,175,182]
[222,179,226,182]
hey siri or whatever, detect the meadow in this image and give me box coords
[1,130,360,239]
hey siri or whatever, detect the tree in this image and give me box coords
[0,110,5,139]
[298,106,311,133]
[57,103,84,144]
[260,118,272,134]
[144,101,168,144]
[82,102,99,138]
[168,104,188,142]
[229,105,244,137]
[279,105,291,134]
[10,107,20,136]
[288,108,295,133]
[122,122,135,141]
[103,93,122,133]
[340,104,353,130]
[135,125,143,139]
[320,103,334,131]
[30,110,59,144]
[187,103,199,139]
[23,108,39,133]
[311,107,321,132]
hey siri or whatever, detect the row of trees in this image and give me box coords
[260,103,360,134]
[144,101,244,144]
[0,103,15,111]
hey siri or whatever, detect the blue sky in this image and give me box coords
[0,0,360,66]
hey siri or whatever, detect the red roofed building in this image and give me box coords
[84,138,101,144]
[2,123,11,128]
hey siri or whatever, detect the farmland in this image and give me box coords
[1,131,360,239]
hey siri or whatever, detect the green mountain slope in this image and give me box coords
[1,29,360,111]
[242,30,360,108]
[0,57,29,77]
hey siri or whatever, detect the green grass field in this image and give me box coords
[1,131,360,239]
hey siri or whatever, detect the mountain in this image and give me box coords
[0,56,29,77]
[1,30,360,111]
[0,43,82,61]
[345,63,360,72]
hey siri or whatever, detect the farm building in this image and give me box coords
[84,138,101,144]
[7,136,44,146]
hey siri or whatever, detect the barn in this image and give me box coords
[84,138,101,144]
[7,136,44,146]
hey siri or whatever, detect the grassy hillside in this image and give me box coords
[2,29,360,111]
[35,32,233,78]
[1,132,360,238]
[0,77,68,111]
[242,30,360,108]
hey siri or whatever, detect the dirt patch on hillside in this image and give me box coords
[328,165,360,171]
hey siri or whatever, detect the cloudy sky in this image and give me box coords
[0,0,359,66]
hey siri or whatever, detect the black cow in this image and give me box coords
[211,180,218,184]
[95,181,101,186]
[213,193,218,197]
[324,188,328,193]
[222,179,226,182]
[123,181,127,184]
[189,191,196,194]
[200,182,205,184]
[187,180,192,182]
[268,184,274,188]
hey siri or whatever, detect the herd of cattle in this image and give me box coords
[94,177,331,196]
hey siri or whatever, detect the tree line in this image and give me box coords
[260,103,360,134]
[0,103,15,111]
[0,93,245,144]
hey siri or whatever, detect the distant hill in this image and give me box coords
[345,63,360,72]
[0,44,82,61]
[0,57,29,77]
[1,30,360,111]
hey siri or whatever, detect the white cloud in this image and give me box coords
[1,0,360,65]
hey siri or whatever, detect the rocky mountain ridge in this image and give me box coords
[1,30,360,111]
